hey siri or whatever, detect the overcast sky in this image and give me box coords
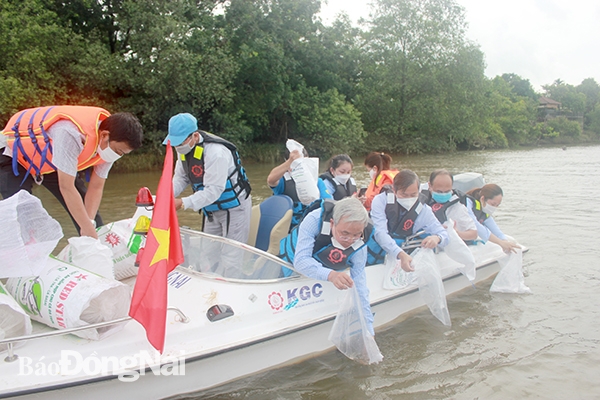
[318,0,600,91]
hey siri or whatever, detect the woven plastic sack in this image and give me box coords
[59,219,144,281]
[412,248,451,326]
[0,281,32,352]
[490,248,531,294]
[0,190,63,278]
[286,139,320,205]
[6,257,131,340]
[444,218,476,281]
[57,236,115,279]
[328,285,383,365]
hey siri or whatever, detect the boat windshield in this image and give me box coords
[180,228,296,281]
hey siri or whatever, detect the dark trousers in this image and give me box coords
[0,153,103,234]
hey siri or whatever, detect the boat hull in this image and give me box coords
[0,241,507,400]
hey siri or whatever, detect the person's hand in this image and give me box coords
[327,271,354,290]
[80,223,98,239]
[421,235,441,249]
[499,239,520,254]
[175,198,184,211]
[288,150,302,162]
[397,251,413,272]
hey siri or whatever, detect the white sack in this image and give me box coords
[0,281,32,352]
[412,248,452,326]
[490,248,531,294]
[57,237,114,279]
[328,285,383,365]
[0,190,63,278]
[444,218,476,281]
[58,219,144,281]
[286,139,320,205]
[6,257,131,340]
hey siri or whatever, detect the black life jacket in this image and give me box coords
[180,131,251,212]
[319,171,357,200]
[468,195,490,224]
[420,189,467,224]
[278,199,372,271]
[365,191,425,265]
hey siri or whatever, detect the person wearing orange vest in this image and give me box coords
[359,152,398,211]
[0,105,143,238]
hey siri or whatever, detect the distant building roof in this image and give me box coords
[539,96,561,106]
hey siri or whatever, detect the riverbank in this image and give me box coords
[112,137,600,174]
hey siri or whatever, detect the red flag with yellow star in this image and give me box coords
[129,142,184,353]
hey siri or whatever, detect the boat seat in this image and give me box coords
[247,195,293,254]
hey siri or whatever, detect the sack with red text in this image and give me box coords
[59,219,144,281]
[6,257,131,340]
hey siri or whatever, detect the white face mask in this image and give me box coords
[369,168,377,180]
[175,133,196,155]
[397,196,418,211]
[482,203,497,215]
[97,140,122,163]
[175,141,194,155]
[334,173,351,186]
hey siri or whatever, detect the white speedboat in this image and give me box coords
[0,224,517,400]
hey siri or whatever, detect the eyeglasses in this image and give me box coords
[333,225,363,242]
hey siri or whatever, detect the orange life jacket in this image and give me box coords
[1,105,110,178]
[364,169,398,211]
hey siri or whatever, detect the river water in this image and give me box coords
[35,144,600,399]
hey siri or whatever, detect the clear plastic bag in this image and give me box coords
[444,218,476,282]
[328,285,383,364]
[412,248,452,326]
[0,190,63,278]
[383,254,415,290]
[490,248,531,294]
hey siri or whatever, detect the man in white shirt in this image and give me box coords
[0,106,143,238]
[423,169,477,241]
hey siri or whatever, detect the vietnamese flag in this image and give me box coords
[129,142,184,353]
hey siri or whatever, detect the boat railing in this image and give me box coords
[0,306,189,363]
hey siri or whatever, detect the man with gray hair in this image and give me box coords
[291,197,374,335]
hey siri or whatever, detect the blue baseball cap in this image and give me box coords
[163,113,198,146]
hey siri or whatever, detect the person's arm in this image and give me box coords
[84,170,106,222]
[483,216,507,240]
[57,170,98,238]
[318,178,333,199]
[446,204,478,240]
[348,248,374,335]
[267,150,301,187]
[172,158,190,197]
[317,178,335,199]
[179,144,229,211]
[370,193,402,260]
[488,233,520,253]
[417,205,448,248]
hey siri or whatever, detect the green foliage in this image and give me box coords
[1,0,598,164]
[542,80,586,115]
[289,85,366,156]
[547,116,582,138]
